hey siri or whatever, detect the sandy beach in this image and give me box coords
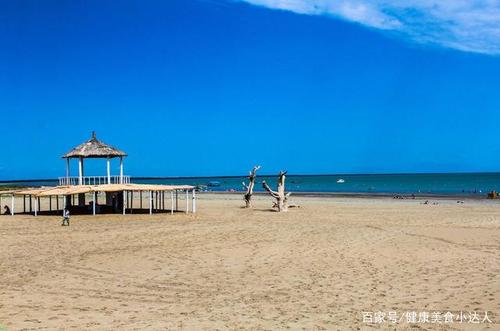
[0,194,499,330]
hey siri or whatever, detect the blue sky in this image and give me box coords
[1,0,500,180]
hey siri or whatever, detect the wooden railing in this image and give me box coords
[58,175,131,186]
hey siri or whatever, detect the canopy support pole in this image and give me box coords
[11,195,14,216]
[107,157,111,184]
[149,190,152,215]
[185,189,189,214]
[119,157,123,184]
[93,191,96,216]
[78,157,83,185]
[170,191,174,215]
[66,158,70,183]
[63,195,66,214]
[122,190,126,215]
[34,197,38,217]
[192,189,196,213]
[130,191,134,213]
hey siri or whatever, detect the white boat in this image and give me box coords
[337,179,345,183]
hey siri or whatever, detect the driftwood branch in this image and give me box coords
[262,181,279,198]
[243,165,261,208]
[262,170,290,212]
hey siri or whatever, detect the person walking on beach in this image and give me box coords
[62,208,70,226]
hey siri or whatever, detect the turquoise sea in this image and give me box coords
[2,173,500,196]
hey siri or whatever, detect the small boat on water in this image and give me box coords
[336,179,345,184]
[207,181,221,187]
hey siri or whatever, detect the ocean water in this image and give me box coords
[2,173,500,195]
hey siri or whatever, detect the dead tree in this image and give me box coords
[262,171,291,212]
[242,165,261,208]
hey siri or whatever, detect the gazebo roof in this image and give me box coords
[62,132,127,159]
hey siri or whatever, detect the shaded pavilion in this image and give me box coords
[1,184,196,216]
[0,133,196,216]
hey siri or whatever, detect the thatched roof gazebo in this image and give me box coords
[61,132,128,185]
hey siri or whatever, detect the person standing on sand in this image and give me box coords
[62,208,70,226]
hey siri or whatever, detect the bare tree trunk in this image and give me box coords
[242,165,261,208]
[262,171,291,212]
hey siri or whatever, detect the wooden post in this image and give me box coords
[130,191,134,213]
[38,197,41,213]
[49,196,52,211]
[149,190,152,215]
[34,196,37,217]
[119,157,123,184]
[63,194,66,215]
[66,158,70,181]
[140,191,143,209]
[11,195,14,216]
[23,195,26,213]
[107,157,111,184]
[185,190,189,214]
[56,195,59,210]
[78,157,83,185]
[155,192,158,212]
[93,191,96,216]
[29,195,32,213]
[122,191,126,215]
[175,190,178,211]
[192,189,196,213]
[170,191,174,215]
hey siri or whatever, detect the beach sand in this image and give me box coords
[0,194,499,330]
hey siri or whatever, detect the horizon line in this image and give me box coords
[1,171,500,183]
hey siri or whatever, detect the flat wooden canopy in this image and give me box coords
[3,184,195,197]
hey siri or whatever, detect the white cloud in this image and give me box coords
[238,0,500,55]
